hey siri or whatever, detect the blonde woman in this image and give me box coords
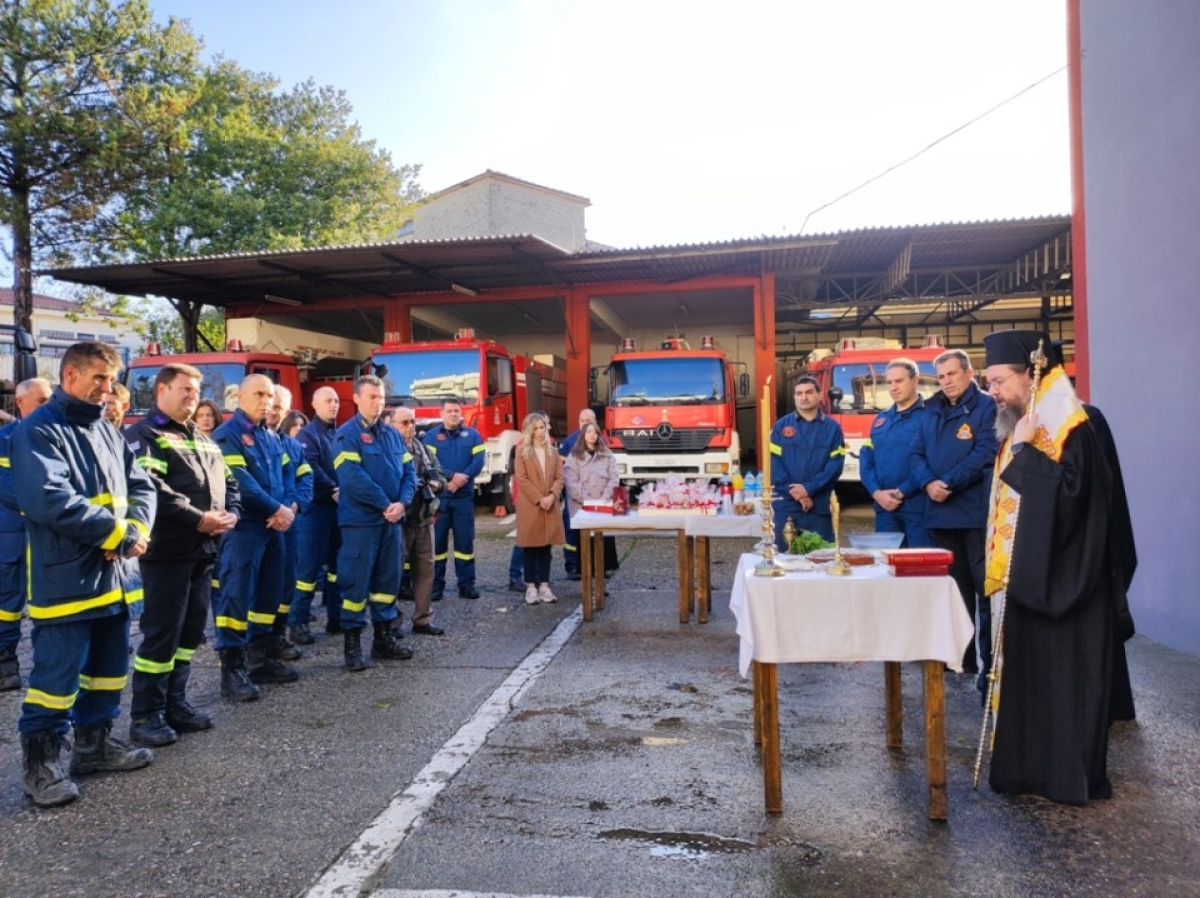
[514,413,565,604]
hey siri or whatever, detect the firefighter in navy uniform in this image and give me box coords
[0,377,52,691]
[212,375,299,699]
[333,376,416,670]
[422,397,484,600]
[125,363,241,746]
[289,386,342,643]
[769,375,847,547]
[14,342,157,808]
[267,384,312,662]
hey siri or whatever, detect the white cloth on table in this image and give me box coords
[729,553,973,677]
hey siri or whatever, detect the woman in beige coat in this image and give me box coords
[564,422,621,576]
[515,413,565,604]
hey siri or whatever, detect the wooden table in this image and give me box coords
[570,511,760,623]
[728,553,973,820]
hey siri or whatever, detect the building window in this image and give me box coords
[39,346,66,359]
[38,329,73,340]
[100,334,119,344]
[76,333,96,341]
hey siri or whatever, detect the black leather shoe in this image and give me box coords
[508,579,525,593]
[412,622,445,636]
[458,587,481,600]
[430,591,443,603]
[605,569,618,578]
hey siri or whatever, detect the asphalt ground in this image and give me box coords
[0,501,1197,898]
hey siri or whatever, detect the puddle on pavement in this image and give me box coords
[598,828,757,859]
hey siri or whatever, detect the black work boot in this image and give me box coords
[343,628,369,671]
[70,721,153,776]
[21,732,79,807]
[0,646,20,691]
[218,647,261,703]
[268,618,302,661]
[129,670,175,746]
[288,623,315,646]
[371,621,414,661]
[246,637,300,685]
[165,662,213,733]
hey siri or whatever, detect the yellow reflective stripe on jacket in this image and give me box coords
[125,587,144,605]
[333,451,362,469]
[282,452,292,465]
[100,519,128,551]
[28,587,125,620]
[0,608,22,622]
[24,688,77,710]
[471,444,485,455]
[137,456,169,474]
[295,579,317,593]
[402,452,413,463]
[79,674,127,692]
[296,462,312,476]
[769,441,782,456]
[131,520,150,538]
[830,446,847,457]
[89,493,129,511]
[224,455,247,467]
[0,456,10,468]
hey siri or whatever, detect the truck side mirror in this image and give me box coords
[14,327,37,383]
[828,385,844,411]
[738,372,750,398]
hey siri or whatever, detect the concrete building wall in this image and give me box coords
[1080,0,1200,653]
[411,173,588,252]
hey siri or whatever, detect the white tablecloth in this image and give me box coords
[570,510,761,538]
[729,553,973,677]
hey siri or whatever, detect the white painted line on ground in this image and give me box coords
[376,891,593,898]
[303,607,584,898]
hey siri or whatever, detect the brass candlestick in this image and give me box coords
[825,490,851,577]
[753,491,784,577]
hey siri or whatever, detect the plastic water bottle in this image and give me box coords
[719,473,733,515]
[744,471,758,503]
[732,469,744,505]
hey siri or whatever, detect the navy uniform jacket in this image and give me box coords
[859,398,928,515]
[12,388,157,623]
[213,409,292,525]
[0,421,23,536]
[125,406,242,561]
[422,423,484,495]
[909,381,997,529]
[297,415,338,505]
[333,414,416,528]
[281,431,313,515]
[769,410,846,514]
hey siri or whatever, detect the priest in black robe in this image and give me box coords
[982,330,1117,805]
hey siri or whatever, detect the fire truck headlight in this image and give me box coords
[617,463,628,475]
[704,463,728,474]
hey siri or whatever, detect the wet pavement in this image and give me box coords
[0,504,1197,897]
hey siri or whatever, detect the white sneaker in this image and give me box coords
[538,584,558,604]
[525,585,539,605]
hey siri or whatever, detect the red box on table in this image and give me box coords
[882,548,953,577]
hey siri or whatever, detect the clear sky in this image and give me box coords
[153,0,1071,249]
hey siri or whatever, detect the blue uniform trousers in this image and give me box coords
[0,530,25,652]
[290,503,342,627]
[338,522,402,631]
[433,494,476,594]
[19,610,130,736]
[930,527,990,675]
[215,522,285,649]
[561,502,579,575]
[874,509,931,549]
[773,499,834,549]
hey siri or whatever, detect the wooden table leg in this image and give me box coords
[885,661,902,749]
[678,530,692,624]
[580,529,594,621]
[759,661,782,815]
[752,661,764,746]
[696,536,711,623]
[923,659,948,821]
[593,532,606,610]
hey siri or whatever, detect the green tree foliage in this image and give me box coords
[0,0,201,331]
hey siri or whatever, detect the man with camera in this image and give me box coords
[393,408,447,636]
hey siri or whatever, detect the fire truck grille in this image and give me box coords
[617,428,720,453]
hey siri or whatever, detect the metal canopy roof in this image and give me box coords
[47,215,1072,341]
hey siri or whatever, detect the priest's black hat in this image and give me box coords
[983,329,1055,370]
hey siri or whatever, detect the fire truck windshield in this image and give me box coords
[830,362,940,414]
[125,362,246,416]
[610,357,725,406]
[373,349,480,406]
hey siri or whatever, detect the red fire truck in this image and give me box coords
[601,335,740,485]
[122,341,358,425]
[368,328,567,510]
[800,336,947,482]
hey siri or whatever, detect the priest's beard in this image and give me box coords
[995,404,1025,442]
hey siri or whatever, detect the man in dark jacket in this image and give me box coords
[13,342,157,807]
[395,407,447,636]
[125,363,240,746]
[910,349,998,679]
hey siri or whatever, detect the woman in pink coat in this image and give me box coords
[515,413,565,604]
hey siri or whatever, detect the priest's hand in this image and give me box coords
[1014,412,1038,446]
